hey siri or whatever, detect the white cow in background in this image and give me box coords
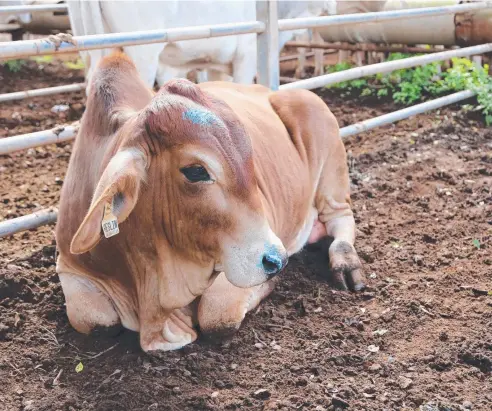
[67,0,336,89]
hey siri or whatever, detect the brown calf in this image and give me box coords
[55,52,364,351]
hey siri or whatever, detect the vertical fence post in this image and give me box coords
[256,0,279,90]
[472,55,483,68]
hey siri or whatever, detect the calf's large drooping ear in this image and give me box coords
[70,148,147,255]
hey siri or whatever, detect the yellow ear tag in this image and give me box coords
[101,198,119,239]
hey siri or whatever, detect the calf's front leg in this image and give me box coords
[325,214,364,291]
[198,273,276,340]
[58,272,122,335]
[315,159,365,291]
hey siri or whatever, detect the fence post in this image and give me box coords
[256,0,279,90]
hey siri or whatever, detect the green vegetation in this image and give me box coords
[63,58,85,70]
[31,55,53,64]
[325,54,492,125]
[0,59,25,72]
[32,54,84,70]
[1,55,85,73]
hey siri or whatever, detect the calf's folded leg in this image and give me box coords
[198,273,276,339]
[58,272,122,335]
[139,307,197,352]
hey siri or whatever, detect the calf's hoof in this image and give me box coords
[140,311,197,352]
[91,323,124,339]
[328,239,365,292]
[200,322,241,344]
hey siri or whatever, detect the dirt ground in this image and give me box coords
[0,59,491,411]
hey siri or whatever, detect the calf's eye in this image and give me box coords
[180,165,212,183]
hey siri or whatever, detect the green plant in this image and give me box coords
[325,53,492,125]
[64,58,85,70]
[31,55,54,64]
[1,59,25,72]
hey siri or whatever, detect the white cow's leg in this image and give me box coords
[312,31,325,77]
[123,45,162,89]
[355,51,364,67]
[338,47,349,64]
[198,273,276,339]
[155,64,189,88]
[195,70,209,83]
[59,273,121,335]
[296,46,307,78]
[206,69,231,82]
[295,31,310,79]
[232,52,257,84]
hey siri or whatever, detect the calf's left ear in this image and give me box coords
[70,148,147,255]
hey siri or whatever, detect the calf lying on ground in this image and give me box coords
[55,52,364,352]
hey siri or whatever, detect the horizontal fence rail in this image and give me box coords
[278,2,492,31]
[285,42,451,54]
[340,90,476,138]
[0,208,58,238]
[0,124,78,155]
[0,88,478,238]
[0,4,68,15]
[1,2,492,59]
[0,21,266,59]
[280,43,492,90]
[0,83,85,103]
[2,42,489,155]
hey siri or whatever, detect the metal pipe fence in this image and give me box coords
[0,124,78,155]
[0,89,477,238]
[279,43,492,91]
[0,4,68,15]
[277,2,492,31]
[0,83,85,103]
[0,0,490,237]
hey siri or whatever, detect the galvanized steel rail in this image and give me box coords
[0,21,266,59]
[277,2,492,31]
[0,2,491,59]
[279,43,492,91]
[0,83,85,103]
[340,90,476,138]
[0,124,79,155]
[0,4,68,15]
[1,42,489,156]
[0,208,58,238]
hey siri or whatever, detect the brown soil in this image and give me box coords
[0,60,491,411]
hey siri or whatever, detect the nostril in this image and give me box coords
[262,254,283,276]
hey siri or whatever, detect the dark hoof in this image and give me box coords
[91,323,124,338]
[200,323,241,344]
[329,240,365,292]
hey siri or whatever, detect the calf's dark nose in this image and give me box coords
[261,251,288,277]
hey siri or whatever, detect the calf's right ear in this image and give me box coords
[70,148,147,255]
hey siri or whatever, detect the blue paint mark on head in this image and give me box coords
[183,108,218,126]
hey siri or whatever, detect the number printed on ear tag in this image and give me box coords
[101,199,119,238]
